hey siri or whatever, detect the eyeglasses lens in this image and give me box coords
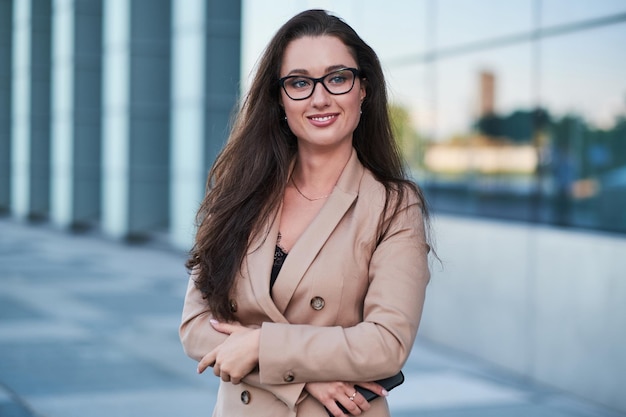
[282,69,356,100]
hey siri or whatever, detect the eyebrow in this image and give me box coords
[285,64,351,76]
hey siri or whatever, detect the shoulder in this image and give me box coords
[337,149,424,220]
[359,167,421,211]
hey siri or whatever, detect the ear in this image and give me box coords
[359,78,367,102]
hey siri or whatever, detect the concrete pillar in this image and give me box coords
[0,0,12,213]
[170,0,241,250]
[50,0,103,229]
[11,0,52,220]
[102,0,171,239]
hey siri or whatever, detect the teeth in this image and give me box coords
[311,115,333,121]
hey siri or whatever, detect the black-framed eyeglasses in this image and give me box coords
[279,67,360,101]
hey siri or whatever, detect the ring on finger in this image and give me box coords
[348,390,358,401]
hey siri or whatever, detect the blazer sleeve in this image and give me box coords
[179,272,228,361]
[179,271,307,410]
[258,199,430,385]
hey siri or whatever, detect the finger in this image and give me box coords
[220,369,231,382]
[197,350,217,374]
[351,391,370,412]
[355,381,388,397]
[326,402,349,417]
[209,319,237,335]
[337,393,362,416]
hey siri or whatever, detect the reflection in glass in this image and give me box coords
[390,4,626,234]
[406,44,539,222]
[541,24,626,232]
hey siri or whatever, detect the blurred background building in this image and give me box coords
[1,0,625,414]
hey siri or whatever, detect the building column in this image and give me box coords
[11,0,52,220]
[102,0,171,239]
[51,0,103,229]
[0,0,13,213]
[170,0,241,250]
[170,0,206,249]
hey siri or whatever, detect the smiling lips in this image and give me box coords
[308,113,338,126]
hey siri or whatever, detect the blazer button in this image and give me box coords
[310,296,325,311]
[283,371,295,383]
[229,299,238,313]
[241,390,250,404]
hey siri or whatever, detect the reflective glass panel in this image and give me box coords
[540,23,626,232]
[417,44,537,221]
[435,0,533,49]
[542,0,626,27]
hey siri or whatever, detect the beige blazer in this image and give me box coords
[180,149,430,417]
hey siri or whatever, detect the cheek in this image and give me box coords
[283,101,305,119]
[346,97,363,119]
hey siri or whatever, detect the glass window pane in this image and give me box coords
[542,0,626,27]
[418,43,538,220]
[436,0,533,49]
[386,63,432,175]
[360,0,429,58]
[541,23,626,232]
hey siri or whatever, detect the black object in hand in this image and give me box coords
[325,371,404,416]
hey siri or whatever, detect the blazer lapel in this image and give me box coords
[273,149,363,313]
[245,205,289,324]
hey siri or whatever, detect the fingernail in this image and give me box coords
[209,319,219,325]
[381,389,389,397]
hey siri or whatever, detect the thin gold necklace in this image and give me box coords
[290,176,330,201]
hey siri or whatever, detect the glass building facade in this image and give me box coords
[0,0,241,247]
[3,1,624,241]
[381,1,626,234]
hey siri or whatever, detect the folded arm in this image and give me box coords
[179,274,307,410]
[258,202,430,385]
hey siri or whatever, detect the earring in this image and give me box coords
[283,116,287,121]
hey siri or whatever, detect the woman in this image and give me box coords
[180,9,431,417]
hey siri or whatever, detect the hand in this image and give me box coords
[197,320,260,384]
[305,381,388,416]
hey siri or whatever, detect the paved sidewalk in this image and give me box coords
[0,217,623,417]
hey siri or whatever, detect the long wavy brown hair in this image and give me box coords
[186,9,430,321]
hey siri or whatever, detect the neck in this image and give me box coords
[291,146,352,195]
[290,176,329,201]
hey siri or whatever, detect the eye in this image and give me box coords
[327,72,349,85]
[288,77,312,90]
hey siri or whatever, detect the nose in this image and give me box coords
[310,80,331,107]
